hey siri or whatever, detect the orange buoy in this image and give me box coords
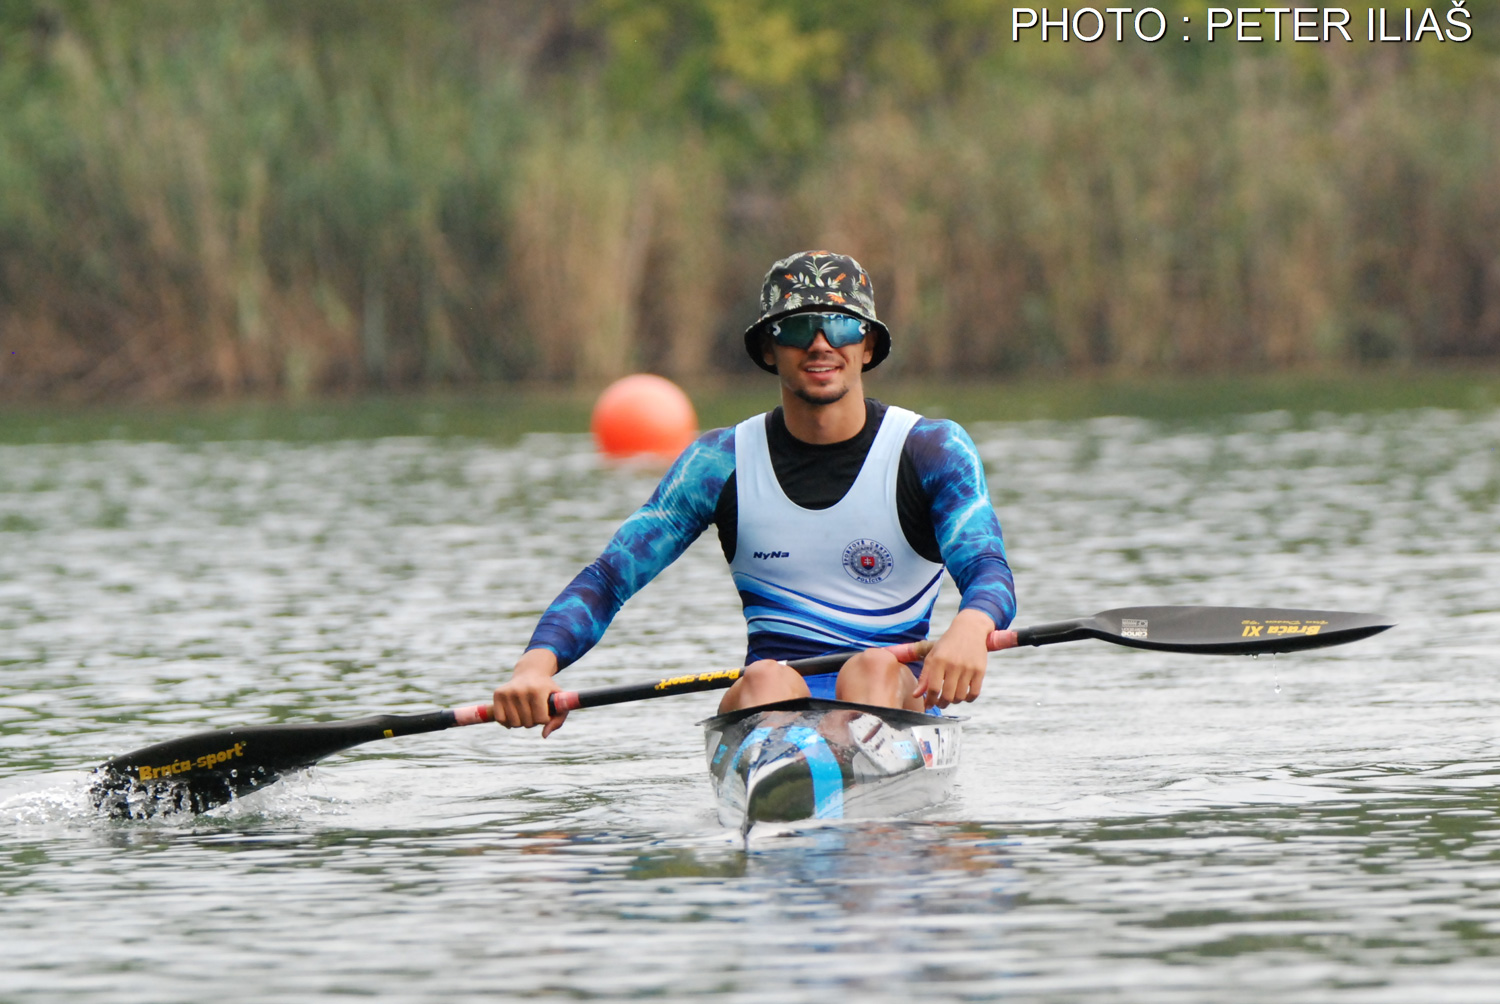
[591,374,698,461]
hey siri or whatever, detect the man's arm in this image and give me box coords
[492,427,736,732]
[904,418,1016,708]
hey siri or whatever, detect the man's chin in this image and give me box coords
[791,384,850,406]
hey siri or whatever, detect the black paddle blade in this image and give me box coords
[91,711,455,819]
[1016,605,1394,655]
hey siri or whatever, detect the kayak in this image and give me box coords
[700,697,961,831]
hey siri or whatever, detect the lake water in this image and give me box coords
[1,405,1497,1002]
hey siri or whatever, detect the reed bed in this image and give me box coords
[0,2,1497,400]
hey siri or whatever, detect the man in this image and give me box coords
[493,250,1015,736]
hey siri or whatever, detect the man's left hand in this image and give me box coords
[912,608,995,709]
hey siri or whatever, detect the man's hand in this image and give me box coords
[493,648,568,737]
[912,608,995,709]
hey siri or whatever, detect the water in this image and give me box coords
[1,406,1497,1002]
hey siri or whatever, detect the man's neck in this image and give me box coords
[779,384,868,444]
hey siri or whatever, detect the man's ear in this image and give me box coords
[761,333,778,373]
[862,333,874,366]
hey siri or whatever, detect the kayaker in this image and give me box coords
[492,250,1016,736]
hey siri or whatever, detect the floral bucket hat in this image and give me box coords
[743,251,892,373]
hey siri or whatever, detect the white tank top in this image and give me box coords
[729,406,945,659]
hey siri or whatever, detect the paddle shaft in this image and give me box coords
[545,637,948,714]
[543,602,1393,713]
[113,602,1392,766]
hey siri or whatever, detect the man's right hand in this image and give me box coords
[492,648,568,737]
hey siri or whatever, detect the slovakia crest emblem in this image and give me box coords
[842,538,894,584]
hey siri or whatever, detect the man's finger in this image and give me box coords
[541,711,569,739]
[966,668,985,701]
[924,667,947,708]
[528,691,553,728]
[923,679,944,708]
[939,669,962,705]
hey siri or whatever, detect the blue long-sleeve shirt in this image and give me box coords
[527,403,1015,667]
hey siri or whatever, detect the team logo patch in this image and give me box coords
[842,538,894,584]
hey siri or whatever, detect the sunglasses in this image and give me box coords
[768,312,869,350]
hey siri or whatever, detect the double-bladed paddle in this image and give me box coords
[90,604,1392,818]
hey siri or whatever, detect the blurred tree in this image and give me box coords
[583,0,1011,164]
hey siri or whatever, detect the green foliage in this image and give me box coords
[585,0,1012,162]
[1,0,1499,399]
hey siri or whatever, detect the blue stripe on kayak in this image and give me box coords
[783,727,844,819]
[732,727,773,770]
[732,724,846,820]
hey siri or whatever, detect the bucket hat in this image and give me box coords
[743,251,891,373]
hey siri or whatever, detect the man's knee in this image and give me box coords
[742,659,793,682]
[839,649,903,681]
[719,659,809,712]
[835,649,907,702]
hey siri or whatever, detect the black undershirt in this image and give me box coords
[714,399,942,564]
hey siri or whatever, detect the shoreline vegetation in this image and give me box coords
[1,2,1499,402]
[2,367,1495,445]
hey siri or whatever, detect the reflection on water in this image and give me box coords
[0,408,1498,1001]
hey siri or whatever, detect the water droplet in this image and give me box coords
[1274,677,1281,695]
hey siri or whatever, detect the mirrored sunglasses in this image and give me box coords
[768,312,868,350]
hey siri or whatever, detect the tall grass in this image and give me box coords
[0,3,1497,400]
[810,54,1500,375]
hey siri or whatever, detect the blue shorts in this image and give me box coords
[802,671,842,701]
[804,663,942,715]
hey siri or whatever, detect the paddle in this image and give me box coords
[91,604,1391,818]
[549,604,1392,711]
[1000,604,1393,657]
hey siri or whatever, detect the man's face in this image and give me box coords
[764,328,875,406]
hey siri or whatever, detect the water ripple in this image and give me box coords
[1,409,1498,1001]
